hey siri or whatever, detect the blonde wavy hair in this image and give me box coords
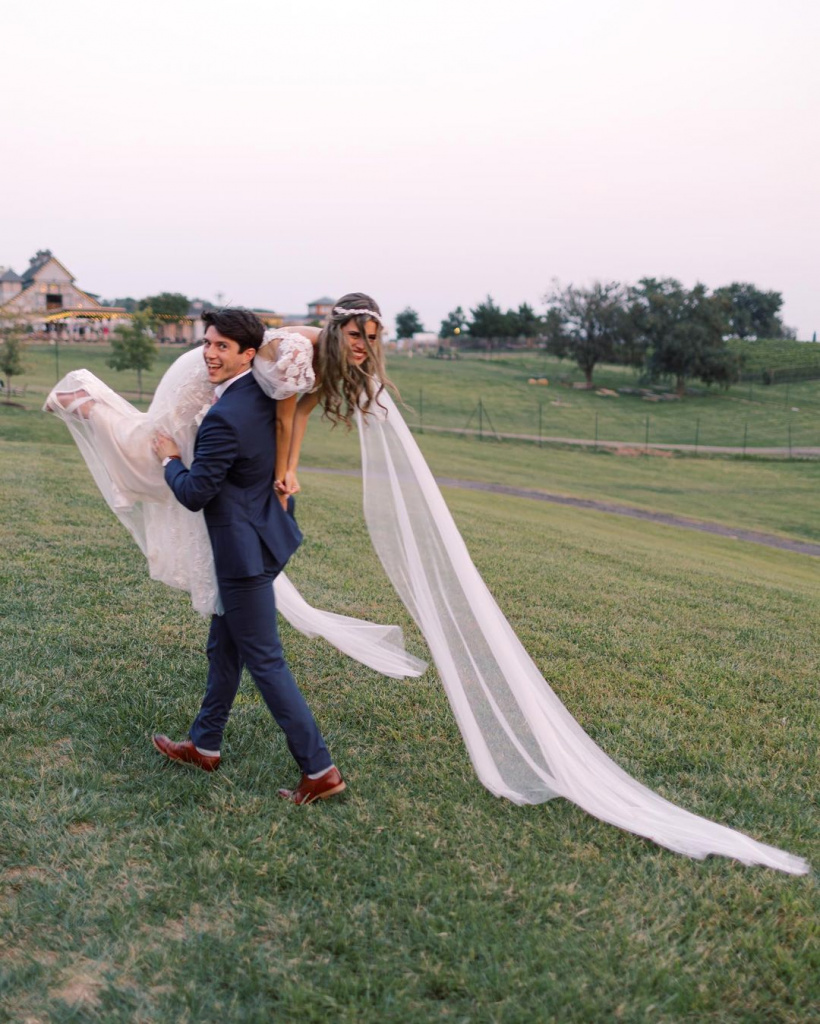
[316,292,396,428]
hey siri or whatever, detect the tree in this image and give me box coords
[506,302,543,339]
[629,278,738,395]
[713,282,786,339]
[439,306,469,338]
[108,311,158,399]
[0,316,26,403]
[543,281,628,385]
[101,296,138,312]
[468,296,510,349]
[138,292,190,319]
[396,307,424,339]
[541,308,565,352]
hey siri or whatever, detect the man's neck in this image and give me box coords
[214,367,252,399]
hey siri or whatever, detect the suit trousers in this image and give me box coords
[189,562,331,776]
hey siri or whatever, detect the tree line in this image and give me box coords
[398,281,797,395]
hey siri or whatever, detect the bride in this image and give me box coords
[46,294,810,875]
[44,297,426,680]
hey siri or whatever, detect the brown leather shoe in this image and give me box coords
[152,735,220,772]
[278,766,346,804]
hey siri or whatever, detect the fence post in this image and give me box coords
[594,412,599,452]
[788,420,792,459]
[644,415,650,454]
[694,417,700,454]
[479,398,483,441]
[538,402,542,448]
[742,421,748,458]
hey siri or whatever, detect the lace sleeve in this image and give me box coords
[253,329,316,400]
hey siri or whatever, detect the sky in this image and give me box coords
[2,0,818,337]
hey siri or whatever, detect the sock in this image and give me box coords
[195,746,220,757]
[307,764,335,780]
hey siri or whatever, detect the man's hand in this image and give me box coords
[152,432,181,462]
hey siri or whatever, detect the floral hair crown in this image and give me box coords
[333,306,384,327]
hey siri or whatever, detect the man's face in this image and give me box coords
[202,325,255,385]
[341,318,378,366]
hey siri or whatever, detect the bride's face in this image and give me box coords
[341,318,378,367]
[202,326,255,384]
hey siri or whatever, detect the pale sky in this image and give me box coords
[2,0,818,336]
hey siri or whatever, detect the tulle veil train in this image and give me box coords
[356,392,809,876]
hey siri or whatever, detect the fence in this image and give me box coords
[410,389,820,458]
[737,364,820,386]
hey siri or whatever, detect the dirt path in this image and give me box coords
[304,467,820,557]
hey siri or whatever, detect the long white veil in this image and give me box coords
[357,392,810,875]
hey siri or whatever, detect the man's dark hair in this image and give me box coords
[202,308,265,352]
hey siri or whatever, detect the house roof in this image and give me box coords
[309,296,334,305]
[21,250,76,285]
[0,280,103,314]
[0,269,22,283]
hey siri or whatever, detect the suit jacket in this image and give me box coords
[164,373,302,579]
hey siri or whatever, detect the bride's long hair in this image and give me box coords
[317,292,396,428]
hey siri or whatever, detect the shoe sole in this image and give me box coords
[308,781,346,803]
[280,781,347,804]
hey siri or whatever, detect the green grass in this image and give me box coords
[14,342,184,400]
[730,337,820,379]
[384,351,820,449]
[1,438,818,1021]
[290,419,820,545]
[5,384,820,548]
[10,343,820,449]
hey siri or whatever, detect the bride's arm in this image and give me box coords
[274,394,297,509]
[280,390,320,495]
[284,325,321,343]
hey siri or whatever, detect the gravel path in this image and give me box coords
[304,467,820,558]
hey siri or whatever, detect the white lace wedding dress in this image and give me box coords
[45,331,426,680]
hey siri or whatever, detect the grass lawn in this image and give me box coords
[4,347,820,551]
[381,352,820,450]
[1,436,818,1022]
[11,344,820,450]
[296,423,820,545]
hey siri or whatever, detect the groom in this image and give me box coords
[150,307,345,804]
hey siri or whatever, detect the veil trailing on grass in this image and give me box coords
[357,391,810,875]
[45,361,426,681]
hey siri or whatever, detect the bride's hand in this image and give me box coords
[283,470,301,496]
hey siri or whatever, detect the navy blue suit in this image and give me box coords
[164,372,331,774]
